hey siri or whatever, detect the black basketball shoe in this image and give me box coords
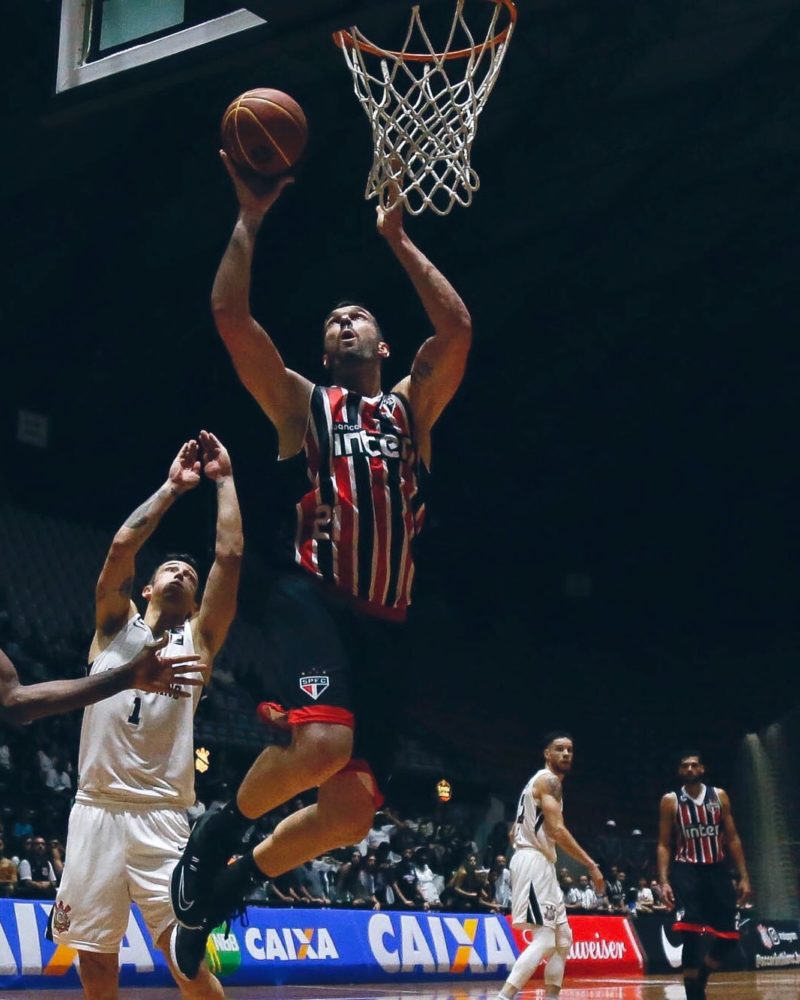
[170,923,212,981]
[171,804,237,928]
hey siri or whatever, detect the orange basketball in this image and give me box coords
[221,88,308,177]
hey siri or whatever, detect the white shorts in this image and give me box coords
[51,801,189,953]
[510,848,567,929]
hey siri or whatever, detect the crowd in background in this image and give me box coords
[0,607,760,912]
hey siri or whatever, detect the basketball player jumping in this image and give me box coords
[51,433,242,1000]
[658,750,752,1000]
[170,153,471,977]
[0,637,203,724]
[497,733,605,1000]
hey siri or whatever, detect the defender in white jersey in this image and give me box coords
[51,433,242,1000]
[499,733,605,1000]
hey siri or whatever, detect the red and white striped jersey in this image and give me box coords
[292,385,427,619]
[673,784,727,864]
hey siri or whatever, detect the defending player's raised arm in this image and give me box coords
[380,197,472,443]
[192,431,243,665]
[656,792,677,908]
[95,441,201,641]
[536,771,604,894]
[718,788,752,905]
[0,640,207,725]
[212,152,312,453]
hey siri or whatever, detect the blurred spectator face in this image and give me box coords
[465,854,477,870]
[403,847,414,861]
[578,875,589,888]
[365,855,377,869]
[618,871,627,884]
[562,876,574,890]
[32,837,47,856]
[610,866,619,877]
[493,855,507,871]
[638,877,648,889]
[21,837,32,856]
[350,851,361,866]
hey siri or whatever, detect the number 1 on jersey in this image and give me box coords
[128,695,142,726]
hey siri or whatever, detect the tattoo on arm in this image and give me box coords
[412,360,434,383]
[542,773,562,801]
[123,487,170,530]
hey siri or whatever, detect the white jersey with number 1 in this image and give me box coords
[76,615,202,808]
[512,768,562,863]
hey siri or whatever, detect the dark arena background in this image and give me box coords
[1,2,799,997]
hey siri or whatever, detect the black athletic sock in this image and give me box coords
[200,799,253,854]
[683,978,701,1000]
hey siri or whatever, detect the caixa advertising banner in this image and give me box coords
[505,915,644,978]
[0,900,642,989]
[0,900,518,988]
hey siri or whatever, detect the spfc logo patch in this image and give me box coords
[543,903,556,923]
[299,675,329,700]
[52,900,72,933]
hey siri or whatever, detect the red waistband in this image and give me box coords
[673,922,740,940]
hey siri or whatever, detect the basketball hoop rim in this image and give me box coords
[332,0,517,63]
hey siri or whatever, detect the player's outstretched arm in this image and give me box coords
[380,195,472,445]
[95,440,202,641]
[212,152,311,454]
[537,772,605,895]
[0,638,208,725]
[193,431,243,668]
[718,789,752,905]
[656,793,676,908]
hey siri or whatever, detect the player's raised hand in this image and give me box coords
[376,159,405,242]
[199,429,232,482]
[168,440,202,494]
[128,634,210,697]
[220,150,293,217]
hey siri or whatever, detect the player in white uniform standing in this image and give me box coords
[499,732,605,1000]
[51,432,242,1000]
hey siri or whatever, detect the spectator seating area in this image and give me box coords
[1,501,760,914]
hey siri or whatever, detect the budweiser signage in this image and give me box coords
[505,915,644,976]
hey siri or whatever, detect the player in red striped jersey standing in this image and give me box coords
[657,751,752,1000]
[170,154,472,978]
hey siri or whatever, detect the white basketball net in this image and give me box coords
[336,1,516,216]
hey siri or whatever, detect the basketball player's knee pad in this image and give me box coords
[554,923,573,956]
[533,925,557,958]
[507,925,557,990]
[681,932,702,971]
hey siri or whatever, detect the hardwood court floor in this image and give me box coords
[4,972,800,999]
